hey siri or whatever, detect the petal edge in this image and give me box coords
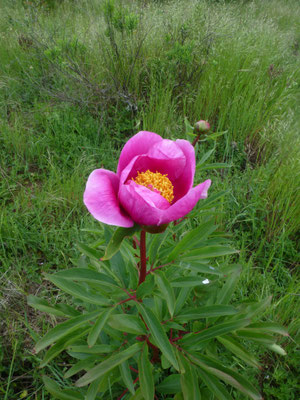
[84,169,134,227]
[117,131,162,176]
[159,179,212,225]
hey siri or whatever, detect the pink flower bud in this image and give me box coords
[194,120,210,133]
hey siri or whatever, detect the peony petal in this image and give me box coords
[117,131,162,177]
[172,139,196,201]
[84,169,133,227]
[119,149,186,185]
[119,181,169,226]
[158,179,212,225]
[146,139,186,179]
[119,155,141,184]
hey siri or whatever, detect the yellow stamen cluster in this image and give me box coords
[133,170,174,203]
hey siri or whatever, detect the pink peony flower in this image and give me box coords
[84,131,211,228]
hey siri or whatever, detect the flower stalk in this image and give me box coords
[138,230,147,285]
[192,119,210,146]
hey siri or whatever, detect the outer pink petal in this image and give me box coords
[158,179,212,225]
[172,139,196,201]
[83,169,134,227]
[119,181,169,226]
[117,131,162,177]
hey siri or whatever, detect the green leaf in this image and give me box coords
[120,360,135,395]
[68,344,116,354]
[217,266,241,305]
[210,265,241,324]
[155,271,176,317]
[43,376,84,400]
[35,310,101,353]
[108,314,147,335]
[237,296,272,320]
[171,277,212,288]
[174,287,191,315]
[177,262,221,276]
[217,335,261,369]
[184,117,194,134]
[265,343,287,356]
[40,327,90,367]
[128,388,144,400]
[186,131,197,138]
[164,321,185,331]
[97,368,120,393]
[198,148,215,165]
[86,377,102,400]
[188,352,262,400]
[88,308,115,347]
[136,274,155,299]
[77,242,102,260]
[27,295,80,317]
[247,322,288,336]
[138,345,154,400]
[52,268,118,287]
[89,258,122,285]
[148,229,169,265]
[178,352,201,399]
[45,275,111,306]
[156,374,181,394]
[175,305,238,322]
[64,356,99,379]
[161,354,172,369]
[206,130,227,140]
[181,245,238,260]
[167,220,216,262]
[109,251,127,287]
[235,329,275,344]
[197,368,233,400]
[101,225,141,260]
[180,319,250,347]
[137,304,179,371]
[76,342,143,387]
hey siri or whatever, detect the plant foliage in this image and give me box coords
[29,187,287,398]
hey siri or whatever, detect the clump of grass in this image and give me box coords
[263,120,300,240]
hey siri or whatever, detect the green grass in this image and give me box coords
[0,0,299,398]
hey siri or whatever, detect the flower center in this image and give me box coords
[133,170,174,203]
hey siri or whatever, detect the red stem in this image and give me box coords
[192,134,200,147]
[170,335,185,342]
[117,377,139,400]
[147,261,174,275]
[138,230,147,285]
[129,366,139,374]
[117,295,137,306]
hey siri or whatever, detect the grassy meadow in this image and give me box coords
[0,0,299,398]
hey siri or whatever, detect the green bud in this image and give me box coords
[194,120,210,133]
